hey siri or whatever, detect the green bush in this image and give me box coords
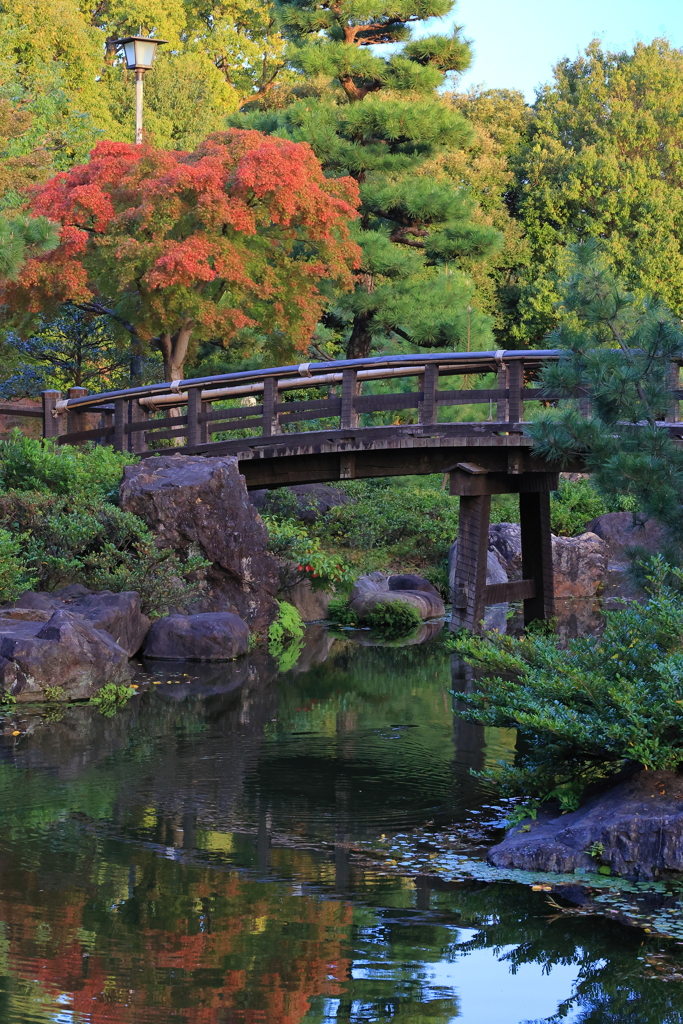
[263,515,354,591]
[268,601,305,671]
[489,477,639,536]
[447,559,683,810]
[0,526,37,601]
[0,431,136,500]
[322,480,459,562]
[367,600,422,640]
[327,596,358,627]
[0,491,207,617]
[89,683,136,717]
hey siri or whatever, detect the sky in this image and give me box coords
[420,0,683,100]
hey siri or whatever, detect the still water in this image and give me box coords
[0,628,681,1023]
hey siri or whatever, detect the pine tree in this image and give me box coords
[233,0,503,358]
[530,241,683,541]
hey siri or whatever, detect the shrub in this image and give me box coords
[447,559,683,810]
[0,430,136,500]
[268,601,305,671]
[367,600,422,640]
[322,481,459,562]
[0,526,36,601]
[89,683,136,716]
[263,515,354,591]
[327,596,358,626]
[489,477,639,536]
[0,491,207,617]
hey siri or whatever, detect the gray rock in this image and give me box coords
[488,523,523,578]
[120,455,279,630]
[552,532,608,598]
[280,580,331,622]
[11,589,150,656]
[250,483,351,523]
[487,523,609,599]
[488,770,683,880]
[349,572,445,621]
[143,612,250,661]
[0,609,132,702]
[585,512,667,563]
[388,574,442,599]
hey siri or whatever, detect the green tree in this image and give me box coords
[529,241,683,541]
[233,0,503,358]
[514,39,683,345]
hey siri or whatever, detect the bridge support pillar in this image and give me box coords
[449,465,557,634]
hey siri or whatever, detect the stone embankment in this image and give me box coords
[488,770,683,880]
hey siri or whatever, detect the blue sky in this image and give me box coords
[418,0,683,100]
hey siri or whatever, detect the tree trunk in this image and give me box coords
[157,323,193,384]
[346,312,373,359]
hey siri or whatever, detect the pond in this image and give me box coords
[0,627,681,1023]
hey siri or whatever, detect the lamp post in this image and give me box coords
[113,34,167,144]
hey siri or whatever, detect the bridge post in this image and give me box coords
[495,364,508,422]
[114,399,127,452]
[67,387,88,443]
[186,387,201,447]
[519,491,555,626]
[450,493,491,633]
[262,377,281,436]
[130,399,149,453]
[507,360,523,424]
[341,368,359,429]
[418,364,438,425]
[42,390,63,440]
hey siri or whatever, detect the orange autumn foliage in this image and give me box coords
[7,130,361,380]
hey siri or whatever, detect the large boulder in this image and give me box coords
[488,770,683,880]
[280,580,331,622]
[143,612,250,661]
[349,572,445,621]
[0,609,132,702]
[552,532,608,598]
[585,512,667,564]
[10,586,150,656]
[120,455,279,630]
[486,523,608,598]
[249,483,351,524]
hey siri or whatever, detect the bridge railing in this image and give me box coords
[36,349,683,454]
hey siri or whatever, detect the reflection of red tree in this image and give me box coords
[0,851,352,1023]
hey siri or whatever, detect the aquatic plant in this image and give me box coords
[367,600,422,641]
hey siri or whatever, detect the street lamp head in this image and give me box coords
[114,35,167,72]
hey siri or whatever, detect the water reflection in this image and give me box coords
[0,633,680,1023]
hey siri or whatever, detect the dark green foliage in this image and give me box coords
[1,304,134,397]
[232,0,502,358]
[0,214,58,282]
[448,561,683,809]
[529,241,683,544]
[0,490,208,616]
[0,526,36,601]
[367,599,422,639]
[0,431,136,501]
[327,596,358,626]
[321,479,459,562]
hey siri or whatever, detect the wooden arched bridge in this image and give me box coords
[9,350,682,632]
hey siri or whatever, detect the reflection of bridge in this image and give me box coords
[26,350,682,632]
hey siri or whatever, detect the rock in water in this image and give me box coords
[143,612,250,661]
[279,580,331,622]
[0,609,132,701]
[488,770,683,880]
[120,456,279,630]
[349,572,445,621]
[11,588,150,656]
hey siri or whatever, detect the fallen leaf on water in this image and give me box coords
[11,731,20,736]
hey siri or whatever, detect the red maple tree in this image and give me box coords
[6,131,360,381]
